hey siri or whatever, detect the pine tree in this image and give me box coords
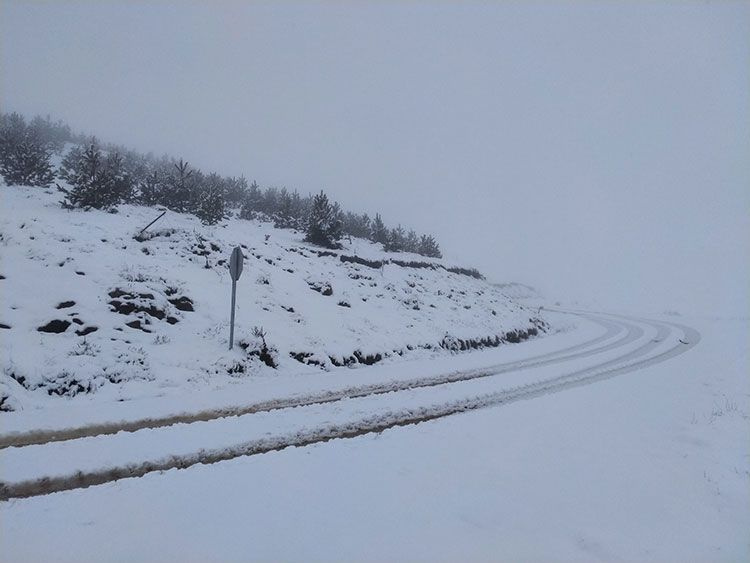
[104,152,135,203]
[370,213,389,245]
[356,213,372,239]
[165,159,196,213]
[343,212,372,239]
[305,190,343,248]
[385,225,406,252]
[262,187,279,216]
[58,139,131,209]
[0,113,55,187]
[28,114,72,153]
[195,173,226,225]
[224,175,248,208]
[405,229,420,254]
[329,201,343,242]
[0,113,27,155]
[342,212,357,238]
[417,234,442,258]
[138,170,162,206]
[288,190,305,229]
[240,180,263,219]
[0,140,55,187]
[115,147,150,196]
[275,187,294,228]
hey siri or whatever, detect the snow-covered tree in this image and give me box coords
[370,213,389,245]
[342,212,372,239]
[0,140,55,187]
[418,234,442,258]
[105,152,135,203]
[224,175,248,208]
[28,114,72,153]
[165,159,197,213]
[404,229,420,254]
[239,181,263,219]
[261,186,279,216]
[275,187,307,229]
[195,173,226,225]
[138,170,163,206]
[305,190,343,248]
[385,225,407,252]
[0,111,445,255]
[0,113,55,187]
[58,139,132,209]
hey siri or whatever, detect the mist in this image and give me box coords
[3,0,748,316]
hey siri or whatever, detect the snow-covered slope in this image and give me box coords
[0,184,551,411]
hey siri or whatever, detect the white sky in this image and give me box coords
[2,1,748,316]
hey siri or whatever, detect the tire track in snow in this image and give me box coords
[0,312,699,501]
[0,313,627,449]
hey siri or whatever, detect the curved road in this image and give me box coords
[0,310,699,501]
[0,313,628,449]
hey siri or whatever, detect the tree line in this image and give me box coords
[0,112,441,257]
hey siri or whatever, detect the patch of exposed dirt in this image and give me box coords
[37,319,71,333]
[168,296,194,311]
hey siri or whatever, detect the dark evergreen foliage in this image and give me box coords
[305,190,343,248]
[165,159,197,213]
[223,175,248,208]
[138,170,163,206]
[384,225,406,252]
[274,188,301,229]
[418,234,442,258]
[27,114,72,153]
[194,173,227,225]
[58,139,134,209]
[370,213,389,245]
[405,229,419,253]
[0,113,56,187]
[342,212,372,239]
[1,112,446,258]
[239,180,263,219]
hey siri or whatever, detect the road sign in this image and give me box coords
[230,246,244,281]
[229,246,244,350]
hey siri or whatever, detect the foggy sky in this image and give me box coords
[2,1,748,316]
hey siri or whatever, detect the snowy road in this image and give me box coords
[0,312,623,449]
[0,310,699,501]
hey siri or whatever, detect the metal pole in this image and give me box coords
[138,211,166,235]
[229,279,237,350]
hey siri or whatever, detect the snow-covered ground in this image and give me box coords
[1,309,747,560]
[0,183,548,412]
[1,185,747,561]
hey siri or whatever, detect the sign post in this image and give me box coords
[228,246,244,350]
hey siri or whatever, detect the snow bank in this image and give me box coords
[0,184,551,411]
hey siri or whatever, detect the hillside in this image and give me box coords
[0,184,551,411]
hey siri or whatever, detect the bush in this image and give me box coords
[238,326,278,368]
